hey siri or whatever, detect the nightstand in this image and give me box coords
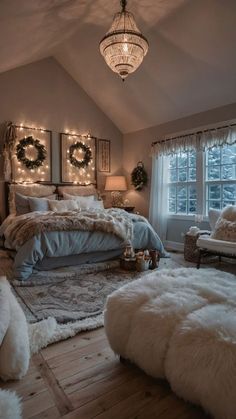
[114,206,135,213]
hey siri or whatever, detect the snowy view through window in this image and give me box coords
[168,144,236,215]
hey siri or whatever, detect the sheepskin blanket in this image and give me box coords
[0,389,22,419]
[3,208,147,248]
[211,205,236,242]
[104,267,236,419]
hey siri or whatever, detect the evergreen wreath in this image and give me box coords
[16,136,46,169]
[131,161,148,191]
[69,141,92,169]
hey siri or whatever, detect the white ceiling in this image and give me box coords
[1,0,236,133]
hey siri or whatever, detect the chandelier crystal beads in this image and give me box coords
[99,0,149,80]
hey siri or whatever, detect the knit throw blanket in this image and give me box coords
[4,208,148,249]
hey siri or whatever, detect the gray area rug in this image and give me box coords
[1,250,234,327]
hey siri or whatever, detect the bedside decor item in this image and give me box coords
[99,0,149,81]
[13,124,52,183]
[105,175,127,207]
[98,139,110,172]
[60,132,96,184]
[131,161,148,190]
[16,136,46,170]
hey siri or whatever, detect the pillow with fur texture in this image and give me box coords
[49,199,78,212]
[58,185,97,197]
[211,206,236,242]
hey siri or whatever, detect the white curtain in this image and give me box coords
[149,155,168,241]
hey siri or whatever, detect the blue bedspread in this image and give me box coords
[11,220,165,279]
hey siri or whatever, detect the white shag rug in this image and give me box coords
[105,267,236,419]
[0,389,22,419]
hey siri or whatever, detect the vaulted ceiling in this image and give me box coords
[1,0,236,133]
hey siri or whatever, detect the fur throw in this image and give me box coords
[4,208,148,249]
[105,267,236,419]
[211,205,236,242]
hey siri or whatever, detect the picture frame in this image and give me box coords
[98,139,110,172]
[60,132,97,184]
[12,125,52,183]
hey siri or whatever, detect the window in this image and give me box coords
[168,151,197,214]
[206,145,236,211]
[167,144,236,216]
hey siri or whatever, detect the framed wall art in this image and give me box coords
[60,133,97,184]
[12,125,52,183]
[98,139,110,172]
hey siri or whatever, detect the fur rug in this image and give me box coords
[0,389,22,419]
[105,267,236,419]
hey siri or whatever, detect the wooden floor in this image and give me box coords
[1,327,209,419]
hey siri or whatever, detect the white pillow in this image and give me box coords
[88,200,104,210]
[208,209,221,230]
[49,200,78,212]
[63,193,95,209]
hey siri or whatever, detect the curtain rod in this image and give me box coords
[151,122,236,146]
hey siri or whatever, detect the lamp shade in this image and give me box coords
[105,176,127,191]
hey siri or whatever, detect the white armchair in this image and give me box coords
[196,208,236,269]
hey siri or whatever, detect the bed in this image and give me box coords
[0,182,165,280]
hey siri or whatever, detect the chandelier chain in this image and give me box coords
[121,0,127,12]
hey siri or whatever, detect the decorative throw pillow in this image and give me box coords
[88,200,104,210]
[49,199,78,212]
[211,205,236,242]
[63,193,95,209]
[9,183,56,214]
[28,195,56,212]
[15,193,29,215]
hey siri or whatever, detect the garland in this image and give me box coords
[16,136,46,169]
[131,161,148,191]
[69,141,92,169]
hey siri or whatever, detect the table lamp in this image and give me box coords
[105,176,127,207]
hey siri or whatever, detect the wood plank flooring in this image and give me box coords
[0,327,209,419]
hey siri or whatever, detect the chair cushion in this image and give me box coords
[197,235,236,255]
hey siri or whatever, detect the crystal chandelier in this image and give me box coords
[99,0,149,81]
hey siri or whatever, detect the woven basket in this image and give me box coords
[184,234,200,263]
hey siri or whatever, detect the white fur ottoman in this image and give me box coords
[104,268,236,419]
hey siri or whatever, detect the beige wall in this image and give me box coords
[0,57,123,217]
[123,102,236,218]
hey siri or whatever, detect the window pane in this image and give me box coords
[222,165,235,180]
[208,184,221,200]
[177,186,187,199]
[189,185,197,199]
[189,167,196,181]
[189,151,196,167]
[178,168,187,182]
[169,186,176,200]
[177,200,187,213]
[208,165,220,180]
[169,169,177,182]
[207,147,220,165]
[222,145,236,165]
[168,200,176,213]
[178,153,188,168]
[189,200,197,213]
[169,155,177,168]
[208,200,221,210]
[223,184,236,203]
